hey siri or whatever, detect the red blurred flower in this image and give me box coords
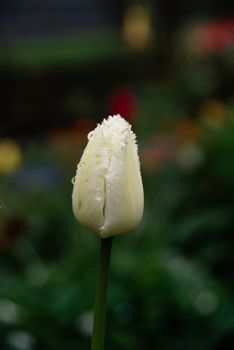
[108,89,136,123]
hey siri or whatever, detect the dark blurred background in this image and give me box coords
[0,1,234,349]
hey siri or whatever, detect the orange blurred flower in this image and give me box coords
[48,117,96,164]
[175,118,200,144]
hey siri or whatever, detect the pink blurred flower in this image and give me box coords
[201,18,234,53]
[141,134,175,173]
[186,17,234,55]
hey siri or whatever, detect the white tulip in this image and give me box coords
[72,115,144,238]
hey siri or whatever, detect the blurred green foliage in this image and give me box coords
[0,14,234,350]
[1,100,234,350]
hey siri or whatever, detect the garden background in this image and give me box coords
[0,1,234,349]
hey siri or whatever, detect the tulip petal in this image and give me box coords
[101,128,144,237]
[72,126,107,233]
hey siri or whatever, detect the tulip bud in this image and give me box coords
[72,115,144,238]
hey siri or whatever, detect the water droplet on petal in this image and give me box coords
[88,131,94,140]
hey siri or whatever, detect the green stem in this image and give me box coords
[91,237,113,350]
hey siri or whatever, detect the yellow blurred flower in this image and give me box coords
[199,100,228,128]
[123,4,153,51]
[0,139,22,174]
